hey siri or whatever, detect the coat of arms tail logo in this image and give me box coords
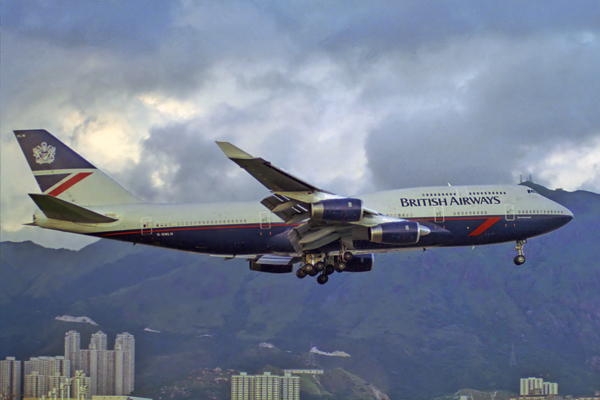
[33,142,56,164]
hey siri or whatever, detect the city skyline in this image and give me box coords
[0,330,134,399]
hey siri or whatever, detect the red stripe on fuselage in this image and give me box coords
[47,172,93,196]
[468,216,502,236]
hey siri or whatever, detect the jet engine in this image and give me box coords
[368,221,430,245]
[311,198,363,222]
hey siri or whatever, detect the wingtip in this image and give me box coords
[216,141,254,159]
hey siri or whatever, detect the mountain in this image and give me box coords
[1,183,599,399]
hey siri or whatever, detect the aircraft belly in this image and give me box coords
[96,224,295,255]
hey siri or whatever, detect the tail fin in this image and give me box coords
[14,129,142,206]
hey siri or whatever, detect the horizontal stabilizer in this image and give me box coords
[29,194,118,223]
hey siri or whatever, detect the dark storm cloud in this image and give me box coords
[2,0,173,52]
[364,33,600,189]
[318,1,600,55]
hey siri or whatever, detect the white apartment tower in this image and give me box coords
[65,330,81,375]
[231,372,255,400]
[23,356,71,396]
[115,332,135,395]
[280,372,300,400]
[520,377,558,395]
[70,330,135,396]
[24,371,46,398]
[0,356,22,397]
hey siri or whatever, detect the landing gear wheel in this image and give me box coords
[514,239,527,266]
[314,261,325,272]
[343,251,354,262]
[335,261,346,273]
[317,274,329,285]
[514,255,526,266]
[304,263,317,276]
[296,268,307,279]
[325,264,335,275]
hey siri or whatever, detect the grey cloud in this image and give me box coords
[364,35,600,190]
[2,0,174,52]
[318,1,600,55]
[116,121,269,204]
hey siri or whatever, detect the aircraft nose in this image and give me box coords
[558,207,574,227]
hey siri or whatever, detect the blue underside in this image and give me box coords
[94,214,572,256]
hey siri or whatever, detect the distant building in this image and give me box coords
[511,378,599,400]
[283,369,323,375]
[1,357,22,397]
[65,331,82,375]
[280,372,300,400]
[115,333,135,395]
[68,331,135,397]
[518,377,558,396]
[231,371,300,400]
[24,356,71,397]
[231,372,255,400]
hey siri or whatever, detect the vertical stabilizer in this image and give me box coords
[14,129,142,206]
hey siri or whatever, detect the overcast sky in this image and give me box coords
[1,0,599,249]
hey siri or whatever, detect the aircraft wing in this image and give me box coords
[217,141,404,253]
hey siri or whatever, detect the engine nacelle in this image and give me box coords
[311,198,363,222]
[369,221,429,245]
[344,254,374,272]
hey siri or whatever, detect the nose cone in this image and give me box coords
[562,207,574,225]
[551,205,574,231]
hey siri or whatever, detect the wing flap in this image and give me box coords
[29,194,118,223]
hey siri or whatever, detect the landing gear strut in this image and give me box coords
[296,250,354,284]
[514,240,527,265]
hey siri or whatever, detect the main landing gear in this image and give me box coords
[514,239,527,265]
[296,251,354,285]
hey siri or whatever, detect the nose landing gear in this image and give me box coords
[514,240,527,265]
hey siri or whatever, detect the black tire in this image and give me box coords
[335,261,346,273]
[343,251,353,262]
[325,265,335,275]
[296,268,307,279]
[314,261,325,272]
[514,255,526,265]
[317,274,329,285]
[304,264,314,274]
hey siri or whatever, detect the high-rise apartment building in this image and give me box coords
[24,371,46,398]
[0,356,22,397]
[254,371,280,400]
[232,372,255,400]
[23,356,71,397]
[65,330,81,375]
[115,332,135,395]
[520,377,558,395]
[67,330,135,396]
[280,372,300,400]
[90,331,108,351]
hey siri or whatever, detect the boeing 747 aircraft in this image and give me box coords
[15,129,573,284]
